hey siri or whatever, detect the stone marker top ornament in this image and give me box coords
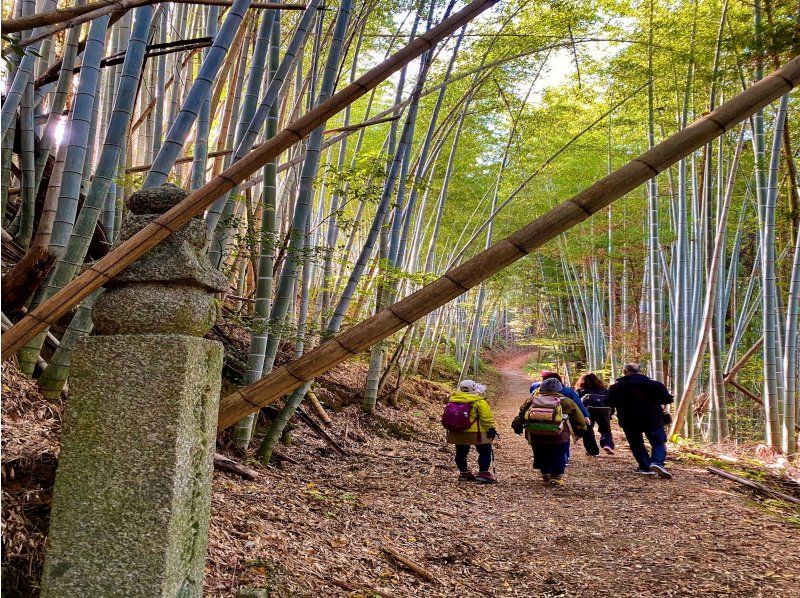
[91,184,228,337]
[127,182,192,215]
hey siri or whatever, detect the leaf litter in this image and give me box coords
[207,353,800,597]
[3,351,799,597]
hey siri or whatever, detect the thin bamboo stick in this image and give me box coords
[1,0,501,359]
[214,57,800,430]
[3,0,306,35]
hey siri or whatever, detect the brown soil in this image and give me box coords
[4,351,799,597]
[208,352,800,597]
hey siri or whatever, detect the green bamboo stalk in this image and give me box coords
[17,81,36,249]
[144,0,253,187]
[16,14,110,376]
[38,290,101,398]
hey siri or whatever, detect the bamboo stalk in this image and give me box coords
[1,0,501,359]
[381,545,439,584]
[213,57,800,430]
[706,466,800,505]
[723,336,764,383]
[125,149,233,173]
[323,114,399,134]
[3,0,306,35]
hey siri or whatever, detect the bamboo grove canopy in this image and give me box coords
[2,12,797,424]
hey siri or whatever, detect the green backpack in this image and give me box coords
[524,393,564,435]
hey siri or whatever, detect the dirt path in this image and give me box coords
[209,355,800,597]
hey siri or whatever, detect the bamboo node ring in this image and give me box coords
[568,199,593,217]
[386,307,413,326]
[634,158,659,176]
[148,219,178,233]
[239,392,264,410]
[283,364,310,383]
[217,174,240,188]
[443,274,469,292]
[504,239,529,256]
[706,116,726,133]
[86,265,114,279]
[334,338,358,355]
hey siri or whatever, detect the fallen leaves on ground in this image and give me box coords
[207,353,800,597]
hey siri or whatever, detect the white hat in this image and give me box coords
[458,379,487,395]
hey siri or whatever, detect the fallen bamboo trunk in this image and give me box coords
[723,336,764,383]
[214,57,800,430]
[1,0,499,359]
[296,407,346,456]
[3,0,306,35]
[725,378,800,433]
[707,466,800,505]
[306,391,332,425]
[213,453,258,480]
[381,545,439,584]
[0,246,56,314]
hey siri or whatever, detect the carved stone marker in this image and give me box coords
[42,184,228,597]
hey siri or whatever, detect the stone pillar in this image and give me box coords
[42,185,228,598]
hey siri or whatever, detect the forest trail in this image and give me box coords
[209,353,800,596]
[439,353,800,597]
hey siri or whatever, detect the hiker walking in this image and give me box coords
[607,363,674,479]
[442,380,498,484]
[531,371,596,457]
[513,378,587,486]
[576,372,615,455]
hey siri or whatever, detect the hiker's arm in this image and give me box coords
[518,399,531,419]
[570,392,591,419]
[606,386,618,407]
[477,399,496,429]
[565,400,587,433]
[656,382,674,405]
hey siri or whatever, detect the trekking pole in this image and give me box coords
[491,433,499,475]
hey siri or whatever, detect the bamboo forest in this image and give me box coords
[1,0,799,594]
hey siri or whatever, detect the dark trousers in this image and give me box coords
[588,407,615,450]
[455,443,492,473]
[583,425,600,456]
[623,426,667,469]
[531,442,569,476]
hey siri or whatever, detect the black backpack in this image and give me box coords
[582,392,608,409]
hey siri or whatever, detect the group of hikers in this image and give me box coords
[441,364,674,486]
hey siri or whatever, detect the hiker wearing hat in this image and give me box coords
[441,380,498,484]
[513,378,587,486]
[531,370,594,457]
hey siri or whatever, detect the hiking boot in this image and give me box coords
[475,471,497,484]
[649,464,672,479]
[548,476,565,487]
[602,446,615,455]
[458,471,476,482]
[542,474,551,484]
[634,467,657,476]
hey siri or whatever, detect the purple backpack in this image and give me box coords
[441,401,476,432]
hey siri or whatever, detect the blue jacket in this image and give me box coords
[530,381,591,419]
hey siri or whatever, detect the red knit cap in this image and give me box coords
[540,370,562,382]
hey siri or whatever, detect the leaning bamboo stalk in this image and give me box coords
[3,0,305,36]
[126,149,234,173]
[212,57,800,430]
[1,0,500,359]
[668,125,747,438]
[723,336,764,383]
